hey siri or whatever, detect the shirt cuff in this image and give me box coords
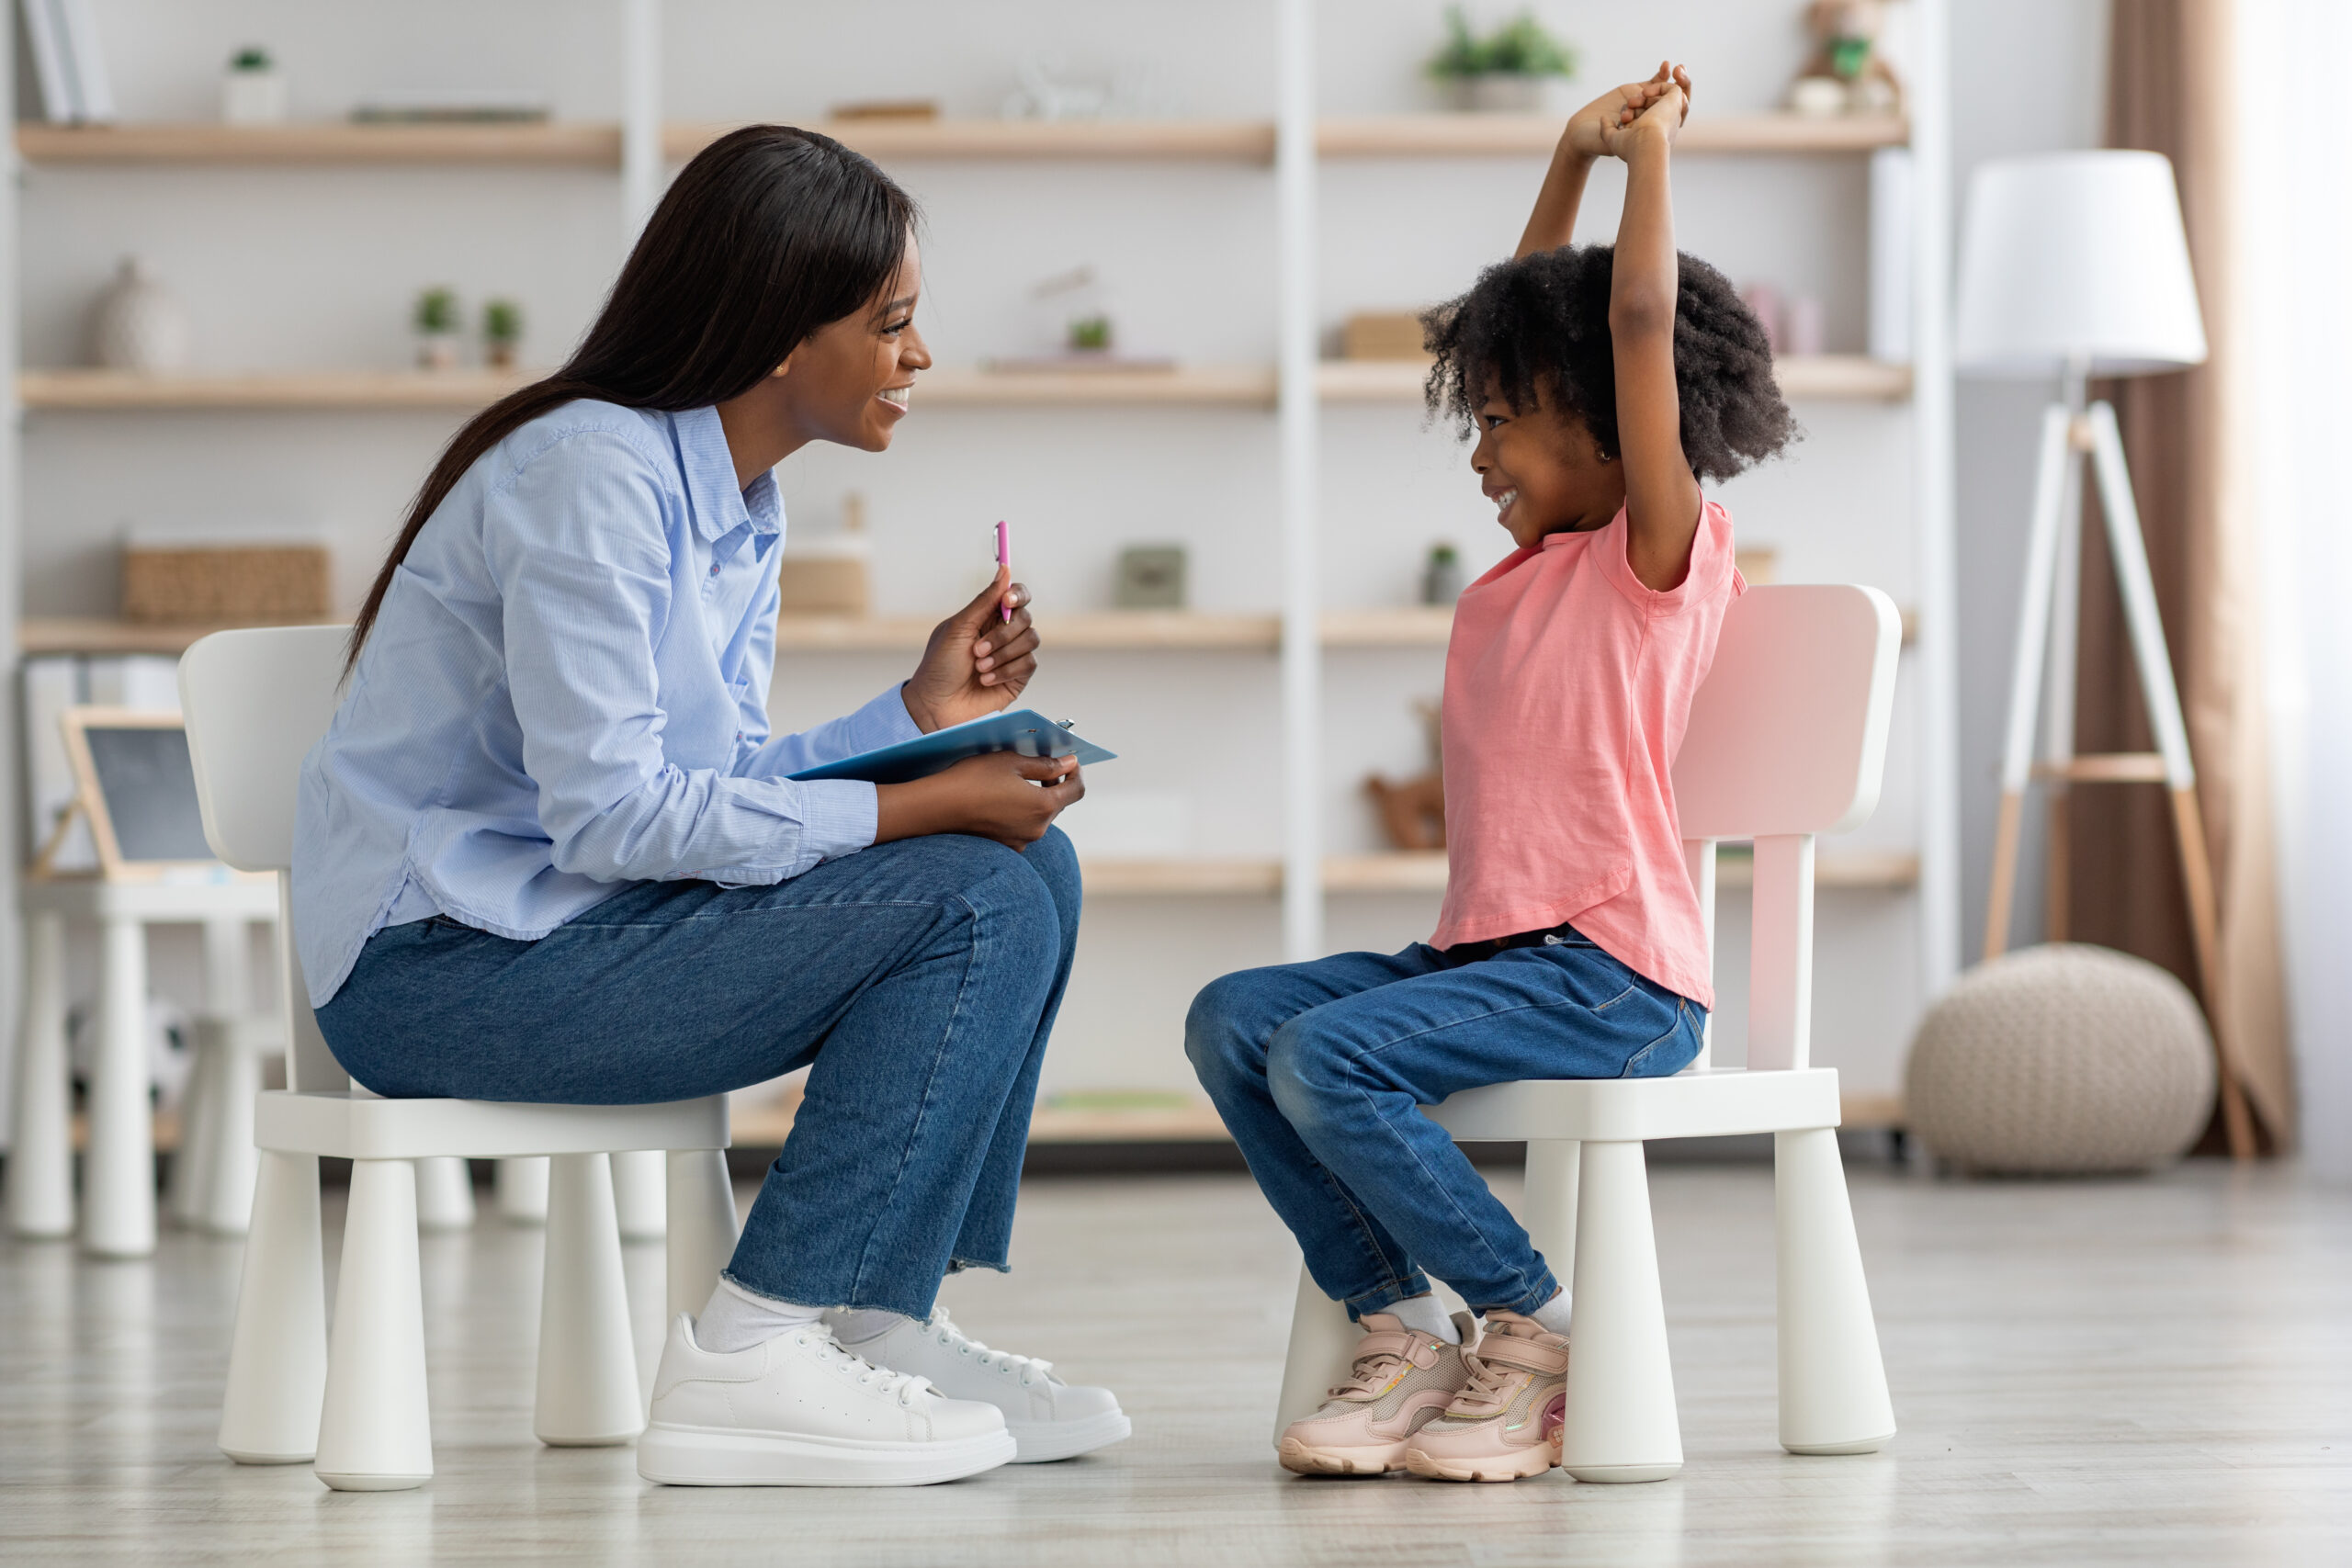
[797,778,881,860]
[854,682,927,750]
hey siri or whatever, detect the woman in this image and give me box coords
[297,127,1124,1488]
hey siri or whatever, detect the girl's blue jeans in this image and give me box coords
[316,829,1080,1318]
[1186,929,1704,1321]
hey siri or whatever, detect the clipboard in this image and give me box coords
[787,708,1115,786]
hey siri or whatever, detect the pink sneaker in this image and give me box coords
[1402,1310,1568,1483]
[1276,1312,1476,1476]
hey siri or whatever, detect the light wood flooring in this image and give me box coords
[4,1157,2348,1565]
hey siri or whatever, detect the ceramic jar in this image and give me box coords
[92,257,191,373]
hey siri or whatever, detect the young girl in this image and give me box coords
[1187,63,1794,1483]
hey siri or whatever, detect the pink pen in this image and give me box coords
[994,520,1012,623]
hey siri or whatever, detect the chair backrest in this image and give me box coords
[1673,584,1901,840]
[1670,585,1901,1074]
[177,626,352,873]
[179,625,354,1095]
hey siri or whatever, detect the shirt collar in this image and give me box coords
[671,405,780,542]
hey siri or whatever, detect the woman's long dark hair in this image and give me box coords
[345,124,918,669]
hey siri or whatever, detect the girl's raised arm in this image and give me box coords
[1517,63,1688,259]
[1603,73,1705,592]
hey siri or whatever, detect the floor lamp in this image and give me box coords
[1955,150,2256,1157]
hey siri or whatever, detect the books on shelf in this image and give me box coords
[17,0,114,124]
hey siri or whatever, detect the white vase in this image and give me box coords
[417,333,461,371]
[92,257,192,373]
[221,69,289,125]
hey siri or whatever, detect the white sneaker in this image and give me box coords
[836,1307,1132,1464]
[637,1314,1016,1486]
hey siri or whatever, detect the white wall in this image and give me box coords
[9,0,2112,1117]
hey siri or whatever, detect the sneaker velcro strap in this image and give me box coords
[1350,1331,1423,1365]
[1469,1337,1566,1376]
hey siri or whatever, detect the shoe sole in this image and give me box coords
[1277,1435,1408,1476]
[1006,1409,1134,1463]
[1401,1441,1559,1483]
[637,1423,1016,1487]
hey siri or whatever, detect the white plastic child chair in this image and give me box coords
[178,626,739,1493]
[1273,583,1903,1482]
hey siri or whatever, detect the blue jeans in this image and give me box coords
[1185,929,1703,1321]
[316,829,1081,1318]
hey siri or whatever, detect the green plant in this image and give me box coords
[482,298,525,344]
[229,46,273,72]
[413,287,460,336]
[1424,6,1577,79]
[1068,314,1113,352]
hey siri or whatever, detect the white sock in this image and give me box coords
[1529,1288,1575,1338]
[829,1307,910,1346]
[1387,1293,1462,1344]
[695,1278,828,1353]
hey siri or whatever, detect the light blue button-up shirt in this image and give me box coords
[292,400,919,1008]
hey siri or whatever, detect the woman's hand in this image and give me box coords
[901,566,1037,733]
[874,752,1083,851]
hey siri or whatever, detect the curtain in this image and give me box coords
[2067,0,2292,1149]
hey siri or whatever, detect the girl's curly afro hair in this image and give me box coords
[1421,244,1795,485]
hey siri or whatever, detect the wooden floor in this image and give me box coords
[4,1158,2348,1565]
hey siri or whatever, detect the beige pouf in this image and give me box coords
[1905,943,2216,1175]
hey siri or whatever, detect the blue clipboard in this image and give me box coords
[786,708,1116,786]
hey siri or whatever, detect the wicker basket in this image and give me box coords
[120,542,331,625]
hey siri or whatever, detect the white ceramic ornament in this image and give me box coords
[93,257,192,373]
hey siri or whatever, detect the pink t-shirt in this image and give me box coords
[1430,500,1742,1009]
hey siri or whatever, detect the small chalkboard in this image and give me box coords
[55,708,224,880]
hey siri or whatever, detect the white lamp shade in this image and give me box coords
[1955,151,2208,378]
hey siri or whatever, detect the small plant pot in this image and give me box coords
[485,341,520,372]
[221,70,289,126]
[416,333,461,372]
[1463,73,1575,114]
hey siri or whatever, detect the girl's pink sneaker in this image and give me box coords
[1276,1312,1476,1475]
[1401,1310,1569,1483]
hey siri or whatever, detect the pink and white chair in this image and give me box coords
[1273,582,1903,1481]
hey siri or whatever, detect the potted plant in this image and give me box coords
[482,298,525,371]
[413,288,462,370]
[221,47,288,126]
[1426,7,1578,114]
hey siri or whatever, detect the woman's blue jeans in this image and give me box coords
[1186,930,1703,1321]
[316,829,1080,1318]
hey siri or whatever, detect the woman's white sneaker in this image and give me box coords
[834,1307,1132,1463]
[637,1314,1016,1486]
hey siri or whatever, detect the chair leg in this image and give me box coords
[1563,1139,1680,1483]
[1774,1127,1896,1455]
[84,915,155,1258]
[217,1150,327,1463]
[495,1156,549,1224]
[535,1153,644,1446]
[314,1158,433,1490]
[7,912,75,1239]
[662,1149,739,1325]
[198,1023,264,1235]
[166,1023,225,1228]
[1521,1137,1580,1284]
[413,1156,478,1233]
[611,1148,668,1242]
[1272,1262,1362,1448]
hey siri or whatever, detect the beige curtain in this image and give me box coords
[2068,0,2292,1149]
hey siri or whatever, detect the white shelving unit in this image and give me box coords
[1,2,1958,1141]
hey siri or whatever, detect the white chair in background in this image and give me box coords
[178,625,738,1492]
[1274,583,1903,1481]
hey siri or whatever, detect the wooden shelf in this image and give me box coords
[1083,851,1921,897]
[16,121,623,165]
[20,114,1900,170]
[1319,355,1913,404]
[667,118,1276,164]
[19,367,536,411]
[1317,112,1906,158]
[20,357,1908,412]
